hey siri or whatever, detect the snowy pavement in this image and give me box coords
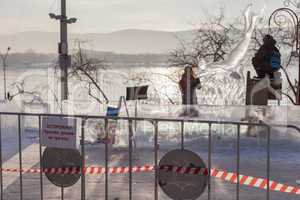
[1,125,300,200]
[1,101,300,199]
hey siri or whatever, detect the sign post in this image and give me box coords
[126,85,149,130]
[41,116,81,188]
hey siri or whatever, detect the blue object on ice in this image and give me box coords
[270,51,281,70]
[106,106,120,117]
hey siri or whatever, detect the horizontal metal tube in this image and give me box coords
[0,112,298,133]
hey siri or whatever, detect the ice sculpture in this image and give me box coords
[198,4,265,105]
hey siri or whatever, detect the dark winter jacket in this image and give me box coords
[252,40,281,78]
[179,72,201,105]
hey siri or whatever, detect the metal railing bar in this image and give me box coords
[61,187,64,200]
[18,114,23,200]
[236,124,240,200]
[38,116,44,200]
[208,123,212,200]
[128,120,133,200]
[267,126,271,200]
[104,119,108,200]
[0,115,3,200]
[154,121,158,200]
[0,112,298,133]
[81,118,86,200]
[0,112,269,126]
[181,121,184,150]
[286,125,300,132]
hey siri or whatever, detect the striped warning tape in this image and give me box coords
[0,166,155,175]
[1,165,299,195]
[160,165,300,195]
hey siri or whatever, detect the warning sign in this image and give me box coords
[158,149,208,200]
[42,116,77,149]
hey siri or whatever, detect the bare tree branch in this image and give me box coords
[70,41,109,104]
[169,8,240,68]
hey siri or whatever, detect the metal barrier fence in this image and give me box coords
[0,112,300,200]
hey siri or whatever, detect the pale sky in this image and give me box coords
[0,0,288,34]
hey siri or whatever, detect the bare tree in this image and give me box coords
[167,8,250,105]
[69,41,109,104]
[169,8,241,68]
[127,71,179,104]
[7,41,109,112]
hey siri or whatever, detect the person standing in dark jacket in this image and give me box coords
[252,34,281,78]
[179,65,201,105]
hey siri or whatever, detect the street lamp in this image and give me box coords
[269,1,300,105]
[49,0,77,101]
[0,47,11,100]
[49,13,77,24]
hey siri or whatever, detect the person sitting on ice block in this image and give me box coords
[252,34,281,79]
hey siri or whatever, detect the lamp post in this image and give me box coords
[49,0,77,101]
[270,1,300,185]
[0,47,11,100]
[269,0,300,105]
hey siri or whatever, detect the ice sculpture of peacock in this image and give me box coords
[198,4,264,105]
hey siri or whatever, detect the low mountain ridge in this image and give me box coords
[0,29,195,54]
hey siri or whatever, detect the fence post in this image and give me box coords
[128,120,133,200]
[105,119,108,200]
[208,123,212,200]
[181,121,184,150]
[267,126,271,200]
[61,187,64,200]
[38,116,44,200]
[81,118,86,200]
[0,115,3,200]
[154,121,158,200]
[18,114,23,200]
[236,124,240,200]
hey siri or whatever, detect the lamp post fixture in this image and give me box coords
[0,47,11,100]
[269,0,300,105]
[49,0,77,101]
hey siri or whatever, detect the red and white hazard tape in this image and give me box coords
[160,165,300,195]
[1,166,155,175]
[211,168,300,194]
[1,165,299,195]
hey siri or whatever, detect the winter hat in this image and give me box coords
[263,34,276,45]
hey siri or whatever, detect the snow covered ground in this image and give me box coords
[1,126,300,200]
[1,103,300,199]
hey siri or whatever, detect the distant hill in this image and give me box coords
[0,29,196,54]
[6,51,56,68]
[6,50,169,68]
